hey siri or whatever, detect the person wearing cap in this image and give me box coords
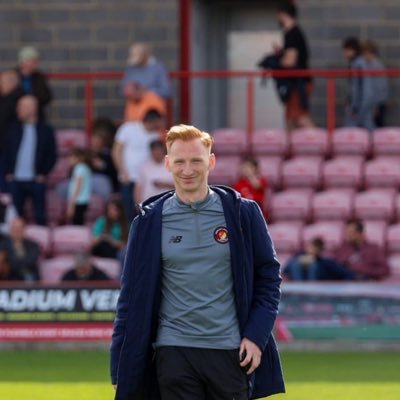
[16,46,52,120]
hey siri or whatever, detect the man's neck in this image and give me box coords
[175,186,209,204]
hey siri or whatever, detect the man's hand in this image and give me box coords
[239,338,262,375]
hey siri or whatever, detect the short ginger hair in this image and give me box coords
[166,124,213,152]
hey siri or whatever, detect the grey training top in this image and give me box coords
[155,189,241,349]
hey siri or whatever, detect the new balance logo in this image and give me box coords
[169,235,183,243]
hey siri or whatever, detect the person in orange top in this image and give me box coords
[234,156,268,216]
[123,81,166,122]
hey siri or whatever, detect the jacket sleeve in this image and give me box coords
[44,126,57,175]
[242,202,282,352]
[110,217,139,385]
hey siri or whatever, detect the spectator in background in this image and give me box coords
[0,217,40,281]
[0,193,17,236]
[333,219,390,280]
[121,42,171,100]
[92,117,117,147]
[91,199,128,259]
[234,156,268,217]
[363,40,389,128]
[342,37,375,131]
[123,81,166,123]
[135,140,174,203]
[61,252,110,281]
[0,70,24,191]
[16,46,52,120]
[5,95,57,226]
[0,250,23,281]
[66,148,92,225]
[112,110,164,221]
[284,237,353,281]
[276,1,314,132]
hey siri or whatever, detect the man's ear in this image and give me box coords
[209,153,216,172]
[164,155,171,171]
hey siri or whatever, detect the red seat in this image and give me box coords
[291,128,329,156]
[332,127,371,156]
[354,190,395,221]
[52,225,91,255]
[212,128,247,155]
[282,157,322,188]
[46,190,65,225]
[251,128,288,156]
[364,157,400,189]
[39,255,75,283]
[323,156,364,189]
[56,129,87,155]
[209,156,241,186]
[271,189,313,222]
[47,156,70,187]
[373,127,400,156]
[303,221,345,251]
[363,220,387,248]
[25,224,52,256]
[387,224,400,254]
[257,157,282,188]
[312,189,354,221]
[268,222,303,253]
[387,254,400,278]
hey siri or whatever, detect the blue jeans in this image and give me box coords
[10,180,47,225]
[285,257,319,281]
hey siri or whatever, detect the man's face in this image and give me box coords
[151,146,166,163]
[345,223,362,244]
[10,218,25,241]
[17,96,38,122]
[165,138,215,196]
[75,260,92,279]
[20,59,38,76]
[343,48,355,62]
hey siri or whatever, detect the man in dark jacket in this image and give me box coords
[110,125,285,400]
[5,95,57,225]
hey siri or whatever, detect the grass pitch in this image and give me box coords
[0,350,399,400]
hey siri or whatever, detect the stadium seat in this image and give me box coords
[302,221,345,250]
[373,127,400,156]
[332,127,371,156]
[92,257,121,280]
[364,157,400,189]
[354,189,395,221]
[387,254,400,279]
[281,157,322,189]
[47,156,70,187]
[46,190,65,225]
[257,156,282,188]
[251,128,288,156]
[40,255,75,283]
[312,189,354,221]
[323,156,364,189]
[56,129,87,155]
[52,225,91,255]
[268,222,303,253]
[387,224,400,254]
[270,189,313,222]
[291,127,329,156]
[363,220,387,249]
[212,128,247,155]
[25,224,52,256]
[209,156,241,186]
[86,194,106,223]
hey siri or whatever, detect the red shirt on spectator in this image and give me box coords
[234,176,268,212]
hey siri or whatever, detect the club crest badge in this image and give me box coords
[214,227,229,244]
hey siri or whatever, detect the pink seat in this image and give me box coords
[387,224,400,254]
[373,127,400,156]
[268,222,303,253]
[271,189,312,222]
[257,157,282,188]
[92,257,121,280]
[291,128,329,156]
[323,156,364,189]
[282,157,322,188]
[47,156,70,187]
[364,157,400,189]
[332,127,371,156]
[312,189,354,221]
[52,225,91,255]
[354,190,395,221]
[86,195,106,223]
[40,255,75,283]
[303,221,345,250]
[209,156,241,185]
[387,254,400,278]
[46,191,65,225]
[363,220,387,248]
[251,128,288,156]
[212,128,247,155]
[25,225,52,256]
[56,129,87,155]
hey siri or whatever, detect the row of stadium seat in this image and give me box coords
[212,127,400,157]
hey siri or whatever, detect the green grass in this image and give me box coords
[0,350,399,399]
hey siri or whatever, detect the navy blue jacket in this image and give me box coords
[4,121,57,177]
[110,186,285,399]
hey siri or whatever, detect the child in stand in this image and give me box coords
[67,148,92,225]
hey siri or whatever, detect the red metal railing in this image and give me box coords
[47,68,396,142]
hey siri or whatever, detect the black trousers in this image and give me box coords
[156,346,248,400]
[72,204,88,225]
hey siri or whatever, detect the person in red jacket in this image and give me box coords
[234,156,268,216]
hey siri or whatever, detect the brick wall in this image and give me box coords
[0,0,179,129]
